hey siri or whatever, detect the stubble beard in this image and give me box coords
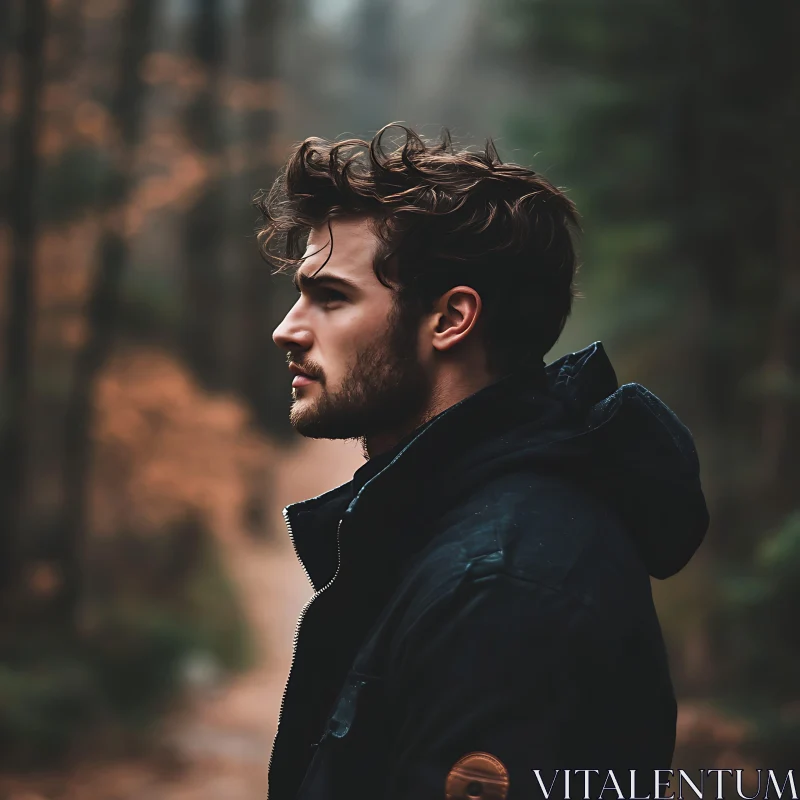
[288,305,431,442]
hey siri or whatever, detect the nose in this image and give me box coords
[272,301,313,353]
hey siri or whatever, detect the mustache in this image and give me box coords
[286,352,325,380]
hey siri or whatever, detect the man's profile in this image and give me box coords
[257,123,709,800]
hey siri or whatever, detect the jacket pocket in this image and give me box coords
[297,670,387,800]
[327,670,381,738]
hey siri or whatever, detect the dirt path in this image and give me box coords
[146,437,365,799]
[1,438,364,800]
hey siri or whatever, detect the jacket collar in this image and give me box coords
[283,361,554,591]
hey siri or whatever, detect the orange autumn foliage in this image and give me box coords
[90,347,274,541]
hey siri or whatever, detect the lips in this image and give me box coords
[288,362,319,389]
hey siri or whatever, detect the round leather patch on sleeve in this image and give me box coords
[444,751,510,800]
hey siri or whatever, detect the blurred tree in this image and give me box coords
[50,0,85,81]
[239,0,291,438]
[0,2,12,92]
[353,0,396,135]
[757,11,800,508]
[60,0,157,628]
[180,0,227,391]
[0,0,48,604]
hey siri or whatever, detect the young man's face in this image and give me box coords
[272,217,430,441]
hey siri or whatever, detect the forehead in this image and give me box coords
[300,217,381,283]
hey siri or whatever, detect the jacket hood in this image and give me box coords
[539,341,709,579]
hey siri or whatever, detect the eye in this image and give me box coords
[317,288,347,306]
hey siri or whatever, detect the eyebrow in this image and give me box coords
[292,271,360,294]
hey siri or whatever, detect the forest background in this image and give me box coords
[0,0,797,797]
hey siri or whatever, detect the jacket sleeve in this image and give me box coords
[380,568,592,800]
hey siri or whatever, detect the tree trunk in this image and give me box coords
[59,0,156,629]
[759,0,800,508]
[239,0,291,437]
[180,0,227,391]
[0,0,48,604]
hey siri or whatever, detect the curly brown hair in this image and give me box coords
[254,123,581,372]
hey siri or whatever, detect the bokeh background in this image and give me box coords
[0,0,798,796]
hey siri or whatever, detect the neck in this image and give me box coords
[363,365,498,459]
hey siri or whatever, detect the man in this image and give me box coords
[259,124,708,800]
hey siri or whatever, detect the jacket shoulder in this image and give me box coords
[480,471,649,590]
[390,470,652,635]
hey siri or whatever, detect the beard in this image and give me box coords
[288,303,431,441]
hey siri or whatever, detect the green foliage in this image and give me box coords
[0,516,251,768]
[758,511,800,578]
[39,146,111,224]
[716,511,800,765]
[0,659,100,767]
[119,273,184,342]
[720,511,800,650]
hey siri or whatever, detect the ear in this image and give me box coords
[429,286,482,353]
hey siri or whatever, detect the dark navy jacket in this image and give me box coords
[267,342,709,800]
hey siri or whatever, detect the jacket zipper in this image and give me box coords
[267,507,344,781]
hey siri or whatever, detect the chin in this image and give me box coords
[289,402,322,433]
[290,418,333,440]
[289,405,362,440]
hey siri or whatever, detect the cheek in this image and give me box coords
[315,310,373,375]
[329,306,391,350]
[312,298,396,376]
